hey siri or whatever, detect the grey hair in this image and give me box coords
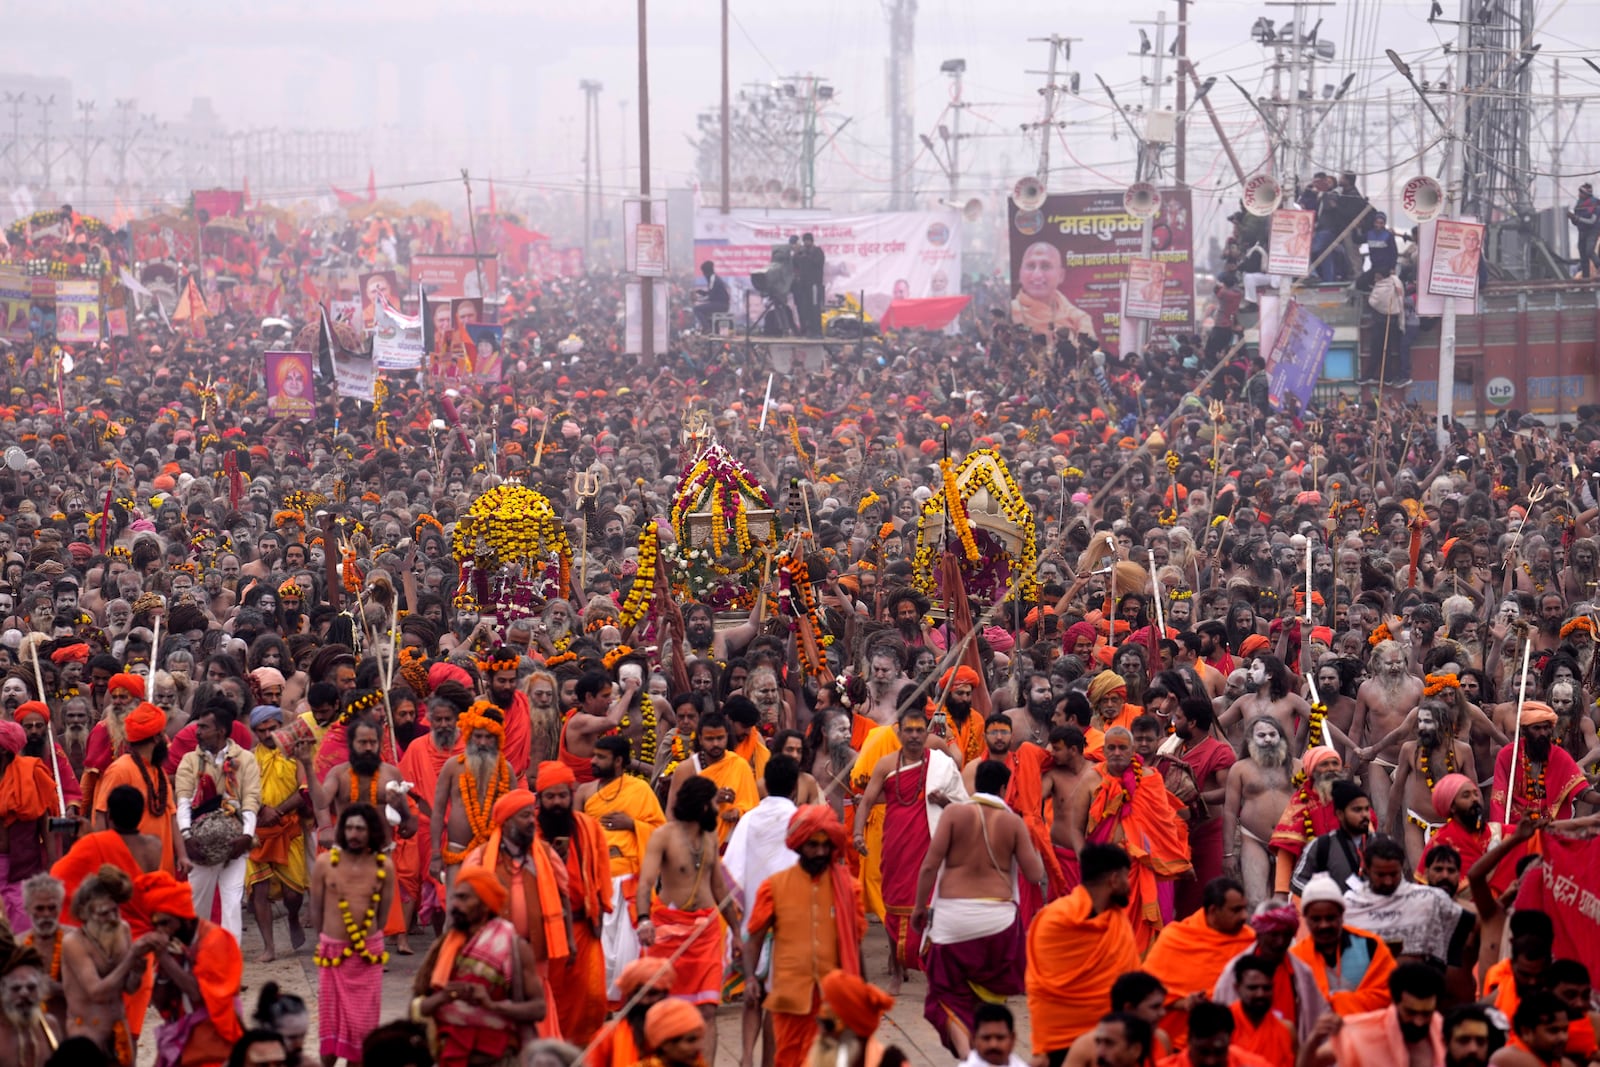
[21,873,63,904]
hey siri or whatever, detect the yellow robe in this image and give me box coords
[850,724,903,922]
[698,752,760,847]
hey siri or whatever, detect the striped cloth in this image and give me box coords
[317,934,385,1063]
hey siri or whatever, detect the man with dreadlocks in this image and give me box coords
[478,646,533,779]
[0,931,56,1067]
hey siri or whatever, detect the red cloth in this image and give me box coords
[878,296,972,331]
[1491,744,1588,822]
[880,762,932,972]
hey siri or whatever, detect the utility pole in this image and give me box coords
[1551,59,1563,255]
[1434,0,1471,450]
[884,0,917,210]
[943,59,968,200]
[1024,36,1079,186]
[34,95,55,196]
[721,0,731,214]
[1129,10,1168,356]
[1385,88,1395,218]
[637,0,655,364]
[3,93,24,185]
[619,99,628,194]
[1174,0,1188,184]
[76,99,96,201]
[579,79,603,258]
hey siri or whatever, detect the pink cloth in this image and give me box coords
[317,934,385,1063]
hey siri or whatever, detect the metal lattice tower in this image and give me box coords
[885,0,916,210]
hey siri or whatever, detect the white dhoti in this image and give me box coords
[602,874,641,1001]
[928,896,1017,945]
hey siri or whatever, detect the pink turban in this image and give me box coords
[1301,745,1339,776]
[1063,621,1097,650]
[1430,773,1473,821]
[0,720,22,754]
[1249,904,1301,936]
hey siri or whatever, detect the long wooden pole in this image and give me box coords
[25,640,67,817]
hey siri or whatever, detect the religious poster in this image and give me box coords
[1265,299,1333,408]
[409,254,498,300]
[0,271,30,343]
[465,323,505,384]
[358,270,400,331]
[635,222,667,277]
[54,280,101,343]
[1123,258,1165,321]
[264,351,315,420]
[107,307,129,338]
[1266,209,1314,277]
[328,299,361,336]
[372,297,424,371]
[1006,188,1194,354]
[1427,218,1486,300]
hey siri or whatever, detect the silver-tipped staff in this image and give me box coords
[23,638,68,821]
[147,609,161,701]
[1504,485,1550,564]
[1506,633,1534,813]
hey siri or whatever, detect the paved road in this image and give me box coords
[135,909,1038,1067]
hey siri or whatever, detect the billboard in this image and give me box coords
[1007,188,1194,354]
[408,255,499,300]
[693,209,961,321]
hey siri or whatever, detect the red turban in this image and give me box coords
[1431,773,1473,821]
[1248,904,1300,936]
[50,644,88,665]
[534,761,577,793]
[617,958,676,997]
[1239,634,1272,658]
[107,674,145,698]
[457,866,508,914]
[428,662,472,692]
[1310,626,1333,645]
[0,721,22,755]
[13,701,48,724]
[139,871,196,920]
[124,703,167,744]
[820,969,895,1038]
[1062,621,1097,649]
[938,666,981,692]
[785,804,849,853]
[489,789,536,825]
[644,998,706,1050]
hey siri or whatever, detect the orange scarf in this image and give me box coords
[0,755,59,823]
[472,825,570,961]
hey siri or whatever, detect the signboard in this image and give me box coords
[0,271,30,343]
[624,281,670,356]
[1265,299,1333,408]
[264,352,315,420]
[372,297,425,371]
[694,208,961,321]
[1006,189,1194,353]
[1266,209,1314,276]
[408,254,498,300]
[333,348,377,402]
[635,222,668,277]
[1427,218,1485,300]
[1123,258,1165,320]
[53,280,101,343]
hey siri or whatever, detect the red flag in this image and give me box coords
[171,276,209,324]
[938,549,993,719]
[366,167,376,202]
[488,179,498,217]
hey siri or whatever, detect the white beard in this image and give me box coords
[1248,738,1289,769]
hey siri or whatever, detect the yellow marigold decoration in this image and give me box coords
[341,548,362,593]
[857,491,882,514]
[415,514,445,541]
[476,651,520,674]
[617,522,659,628]
[450,484,573,592]
[1307,703,1328,748]
[1368,621,1392,647]
[1158,508,1178,527]
[282,490,326,512]
[585,612,619,634]
[912,448,1039,604]
[940,457,980,562]
[1165,451,1181,474]
[669,442,778,573]
[1169,588,1193,600]
[1062,467,1084,478]
[338,690,383,725]
[601,645,635,671]
[1422,672,1461,697]
[278,580,304,599]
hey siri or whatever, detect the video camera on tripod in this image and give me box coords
[749,243,796,336]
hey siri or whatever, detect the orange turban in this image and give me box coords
[50,643,88,664]
[786,804,849,853]
[938,665,981,692]
[617,958,676,997]
[534,760,577,793]
[1519,701,1557,727]
[107,674,145,698]
[12,701,48,724]
[820,969,895,1039]
[1239,634,1272,657]
[645,998,706,1050]
[1301,745,1339,776]
[489,789,536,825]
[457,866,508,914]
[124,702,167,744]
[139,871,196,920]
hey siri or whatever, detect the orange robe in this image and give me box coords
[1230,1004,1296,1067]
[94,755,176,875]
[697,751,759,847]
[1026,885,1141,1057]
[0,754,58,821]
[544,812,612,1047]
[585,1019,643,1067]
[397,734,457,915]
[161,919,244,1066]
[734,731,770,780]
[50,828,158,1035]
[1143,910,1257,1047]
[1086,763,1192,952]
[1005,742,1070,900]
[462,838,571,1040]
[1157,1048,1272,1067]
[1289,927,1396,1016]
[500,691,533,778]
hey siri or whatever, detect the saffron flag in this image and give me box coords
[1514,833,1600,988]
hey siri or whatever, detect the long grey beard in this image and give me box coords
[85,917,126,958]
[1248,739,1289,769]
[63,725,90,750]
[467,750,500,783]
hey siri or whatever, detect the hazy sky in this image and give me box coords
[11,0,1598,223]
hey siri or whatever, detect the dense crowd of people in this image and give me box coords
[0,198,1596,1067]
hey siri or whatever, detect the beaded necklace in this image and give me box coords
[1522,562,1547,593]
[1520,750,1547,809]
[1419,744,1457,790]
[440,756,511,866]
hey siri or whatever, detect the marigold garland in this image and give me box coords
[314,848,390,967]
[617,522,659,628]
[1368,621,1392,647]
[1560,617,1596,639]
[440,754,511,867]
[338,690,383,726]
[601,645,635,671]
[857,491,882,514]
[911,448,1039,604]
[1306,703,1327,748]
[1422,673,1460,697]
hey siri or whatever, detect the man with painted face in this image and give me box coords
[1350,639,1425,835]
[1225,717,1295,906]
[1388,699,1478,868]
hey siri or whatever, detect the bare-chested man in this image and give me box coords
[1312,659,1358,748]
[319,717,416,847]
[1350,638,1425,831]
[560,672,638,783]
[637,776,741,1065]
[912,760,1047,1058]
[1388,700,1478,868]
[808,709,859,818]
[311,803,394,1067]
[962,715,1018,795]
[1040,726,1097,885]
[0,945,57,1067]
[1219,654,1310,753]
[1222,716,1295,905]
[430,704,513,895]
[1004,671,1058,750]
[61,865,163,1065]
[864,645,908,726]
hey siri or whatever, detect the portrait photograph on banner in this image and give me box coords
[264,351,315,420]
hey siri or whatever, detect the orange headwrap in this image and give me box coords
[1087,670,1127,705]
[50,643,88,664]
[124,702,167,743]
[1239,634,1272,657]
[107,673,145,698]
[939,665,981,692]
[645,998,706,1049]
[617,958,676,997]
[785,804,849,853]
[140,871,196,920]
[12,701,48,724]
[534,760,577,794]
[820,969,895,1038]
[456,701,505,739]
[457,865,509,914]
[1519,701,1557,727]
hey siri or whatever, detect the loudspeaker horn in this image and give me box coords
[3,447,25,471]
[1401,175,1443,222]
[962,197,983,222]
[1124,182,1159,219]
[1242,173,1282,216]
[1012,175,1046,212]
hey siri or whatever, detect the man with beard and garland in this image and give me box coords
[1063,725,1191,952]
[1169,698,1236,917]
[80,673,147,808]
[431,703,515,897]
[60,864,163,1066]
[245,705,310,963]
[310,803,395,1067]
[396,682,472,940]
[477,647,533,780]
[743,804,866,1067]
[1268,747,1343,899]
[0,932,56,1067]
[319,716,417,844]
[13,702,81,818]
[936,665,988,767]
[173,698,260,944]
[577,734,663,1000]
[1491,701,1600,822]
[1419,774,1500,897]
[459,787,569,1040]
[0,719,60,932]
[1387,700,1477,868]
[532,760,611,1047]
[1005,671,1059,750]
[1349,639,1425,837]
[1220,656,1309,755]
[587,958,676,1067]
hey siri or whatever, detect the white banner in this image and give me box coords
[372,297,425,370]
[694,208,961,321]
[1266,209,1314,276]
